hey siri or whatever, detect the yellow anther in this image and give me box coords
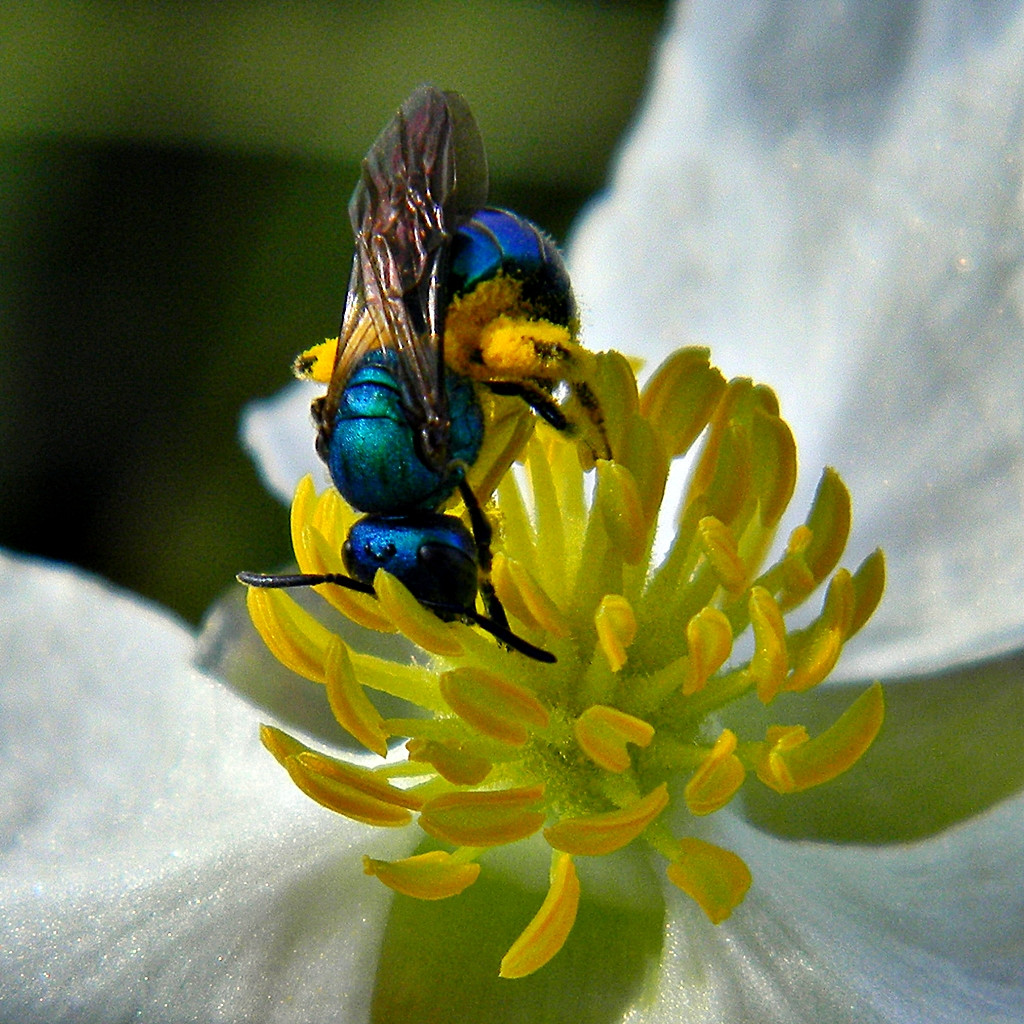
[666,837,752,924]
[309,480,353,544]
[259,723,307,767]
[500,852,580,979]
[492,554,571,638]
[777,524,818,605]
[273,742,422,827]
[406,737,492,786]
[246,587,330,683]
[698,517,748,594]
[848,548,886,638]
[363,851,481,900]
[747,586,788,703]
[802,467,852,583]
[750,404,797,527]
[324,636,388,756]
[419,785,546,847]
[639,347,728,458]
[684,730,746,815]
[290,474,320,564]
[594,594,638,672]
[595,462,649,564]
[439,667,549,746]
[544,783,669,856]
[288,477,396,633]
[787,523,812,555]
[683,607,733,695]
[788,633,842,694]
[755,682,885,793]
[574,705,655,773]
[373,571,465,657]
[691,421,753,527]
[785,605,844,694]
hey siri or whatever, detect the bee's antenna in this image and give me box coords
[236,571,374,595]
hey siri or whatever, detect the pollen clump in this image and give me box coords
[244,346,886,978]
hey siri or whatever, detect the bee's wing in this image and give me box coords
[321,86,488,471]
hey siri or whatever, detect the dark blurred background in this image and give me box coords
[0,0,667,624]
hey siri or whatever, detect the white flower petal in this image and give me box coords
[0,551,410,1023]
[639,798,1024,1024]
[572,0,1024,680]
[242,380,325,504]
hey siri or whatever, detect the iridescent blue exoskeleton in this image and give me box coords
[240,86,607,663]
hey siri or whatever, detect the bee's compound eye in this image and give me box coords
[415,540,479,616]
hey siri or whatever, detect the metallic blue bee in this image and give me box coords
[240,86,608,662]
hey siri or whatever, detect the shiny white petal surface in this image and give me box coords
[572,0,1024,680]
[0,552,407,1024]
[635,799,1024,1024]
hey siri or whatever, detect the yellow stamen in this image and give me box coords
[440,666,549,746]
[785,619,843,694]
[324,636,389,756]
[246,587,330,683]
[698,516,748,594]
[750,399,798,527]
[685,730,746,815]
[262,729,422,827]
[289,473,320,561]
[303,530,396,632]
[594,594,638,672]
[492,554,572,638]
[544,783,669,856]
[574,704,655,773]
[418,785,546,847]
[755,681,885,793]
[406,737,492,786]
[500,852,580,979]
[781,468,851,608]
[683,607,733,695]
[747,586,788,703]
[363,851,481,900]
[288,481,397,631]
[595,462,649,565]
[259,723,306,766]
[639,347,728,457]
[848,548,887,638]
[666,837,752,924]
[373,571,466,657]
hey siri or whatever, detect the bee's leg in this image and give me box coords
[485,380,569,432]
[446,480,557,664]
[484,380,611,461]
[454,476,510,633]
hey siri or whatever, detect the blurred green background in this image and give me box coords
[0,0,667,624]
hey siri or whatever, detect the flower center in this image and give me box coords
[244,346,885,978]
